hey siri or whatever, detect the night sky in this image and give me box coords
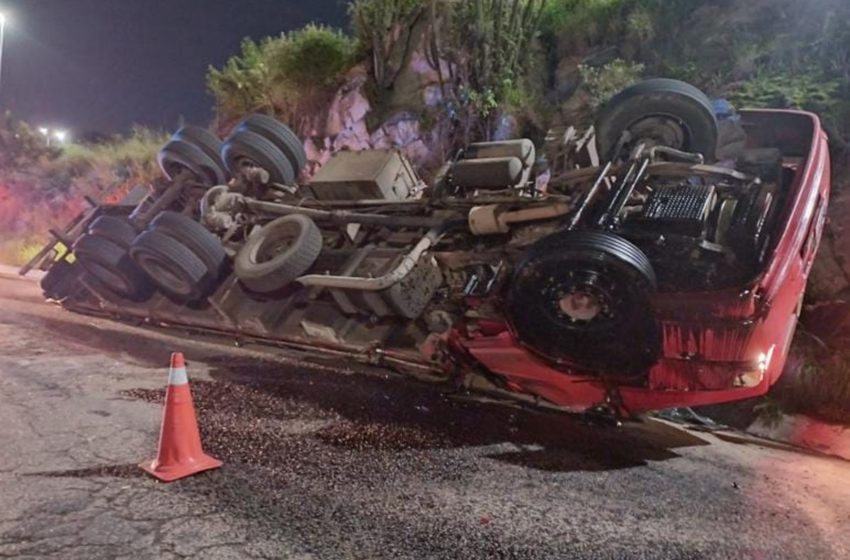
[0,0,349,136]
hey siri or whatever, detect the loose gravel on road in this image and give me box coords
[1,274,849,560]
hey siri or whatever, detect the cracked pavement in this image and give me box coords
[1,272,849,560]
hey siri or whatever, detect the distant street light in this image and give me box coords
[39,127,70,146]
[0,14,7,92]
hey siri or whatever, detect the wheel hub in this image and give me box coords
[627,115,687,151]
[252,226,298,264]
[544,270,617,326]
[558,289,603,322]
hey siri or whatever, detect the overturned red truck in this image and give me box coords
[24,80,831,417]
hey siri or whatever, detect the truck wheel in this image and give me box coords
[222,130,296,186]
[507,230,661,374]
[73,234,150,300]
[130,230,213,301]
[158,138,228,186]
[88,215,138,249]
[595,79,718,162]
[40,259,84,301]
[234,214,322,293]
[237,114,307,177]
[174,125,228,178]
[149,211,227,277]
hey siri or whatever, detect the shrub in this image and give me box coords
[578,59,645,108]
[266,25,356,91]
[35,127,167,196]
[349,0,424,52]
[57,127,167,171]
[207,25,356,125]
[0,112,59,172]
[541,0,628,39]
[207,38,275,120]
[0,237,44,266]
[540,0,684,48]
[0,125,167,259]
[775,343,850,425]
[726,69,841,112]
[626,7,654,42]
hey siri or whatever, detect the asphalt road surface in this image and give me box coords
[1,272,849,560]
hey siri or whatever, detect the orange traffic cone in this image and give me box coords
[140,352,222,482]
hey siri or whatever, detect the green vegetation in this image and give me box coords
[542,0,634,46]
[0,112,60,171]
[24,127,167,199]
[207,25,357,126]
[206,39,269,122]
[350,0,423,43]
[772,342,850,426]
[538,0,850,161]
[347,0,548,141]
[446,0,548,140]
[0,237,44,267]
[0,116,167,263]
[206,1,547,143]
[349,0,423,102]
[540,0,703,51]
[578,59,644,108]
[56,127,167,179]
[727,71,841,114]
[213,1,850,146]
[267,25,356,90]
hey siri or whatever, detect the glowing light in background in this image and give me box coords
[38,127,71,146]
[0,12,7,91]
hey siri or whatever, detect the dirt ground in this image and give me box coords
[1,271,849,560]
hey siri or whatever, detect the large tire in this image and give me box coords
[507,230,661,374]
[158,138,228,186]
[174,125,228,177]
[40,259,84,301]
[222,130,296,186]
[595,79,718,162]
[88,215,138,249]
[73,234,150,300]
[149,211,227,277]
[130,230,213,302]
[237,114,307,177]
[234,214,322,293]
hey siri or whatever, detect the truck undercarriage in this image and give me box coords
[24,80,830,417]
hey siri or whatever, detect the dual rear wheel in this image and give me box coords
[221,114,307,186]
[73,212,228,303]
[72,215,150,300]
[73,209,321,303]
[156,115,306,188]
[129,212,228,301]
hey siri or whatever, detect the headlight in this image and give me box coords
[757,345,776,374]
[735,345,776,388]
